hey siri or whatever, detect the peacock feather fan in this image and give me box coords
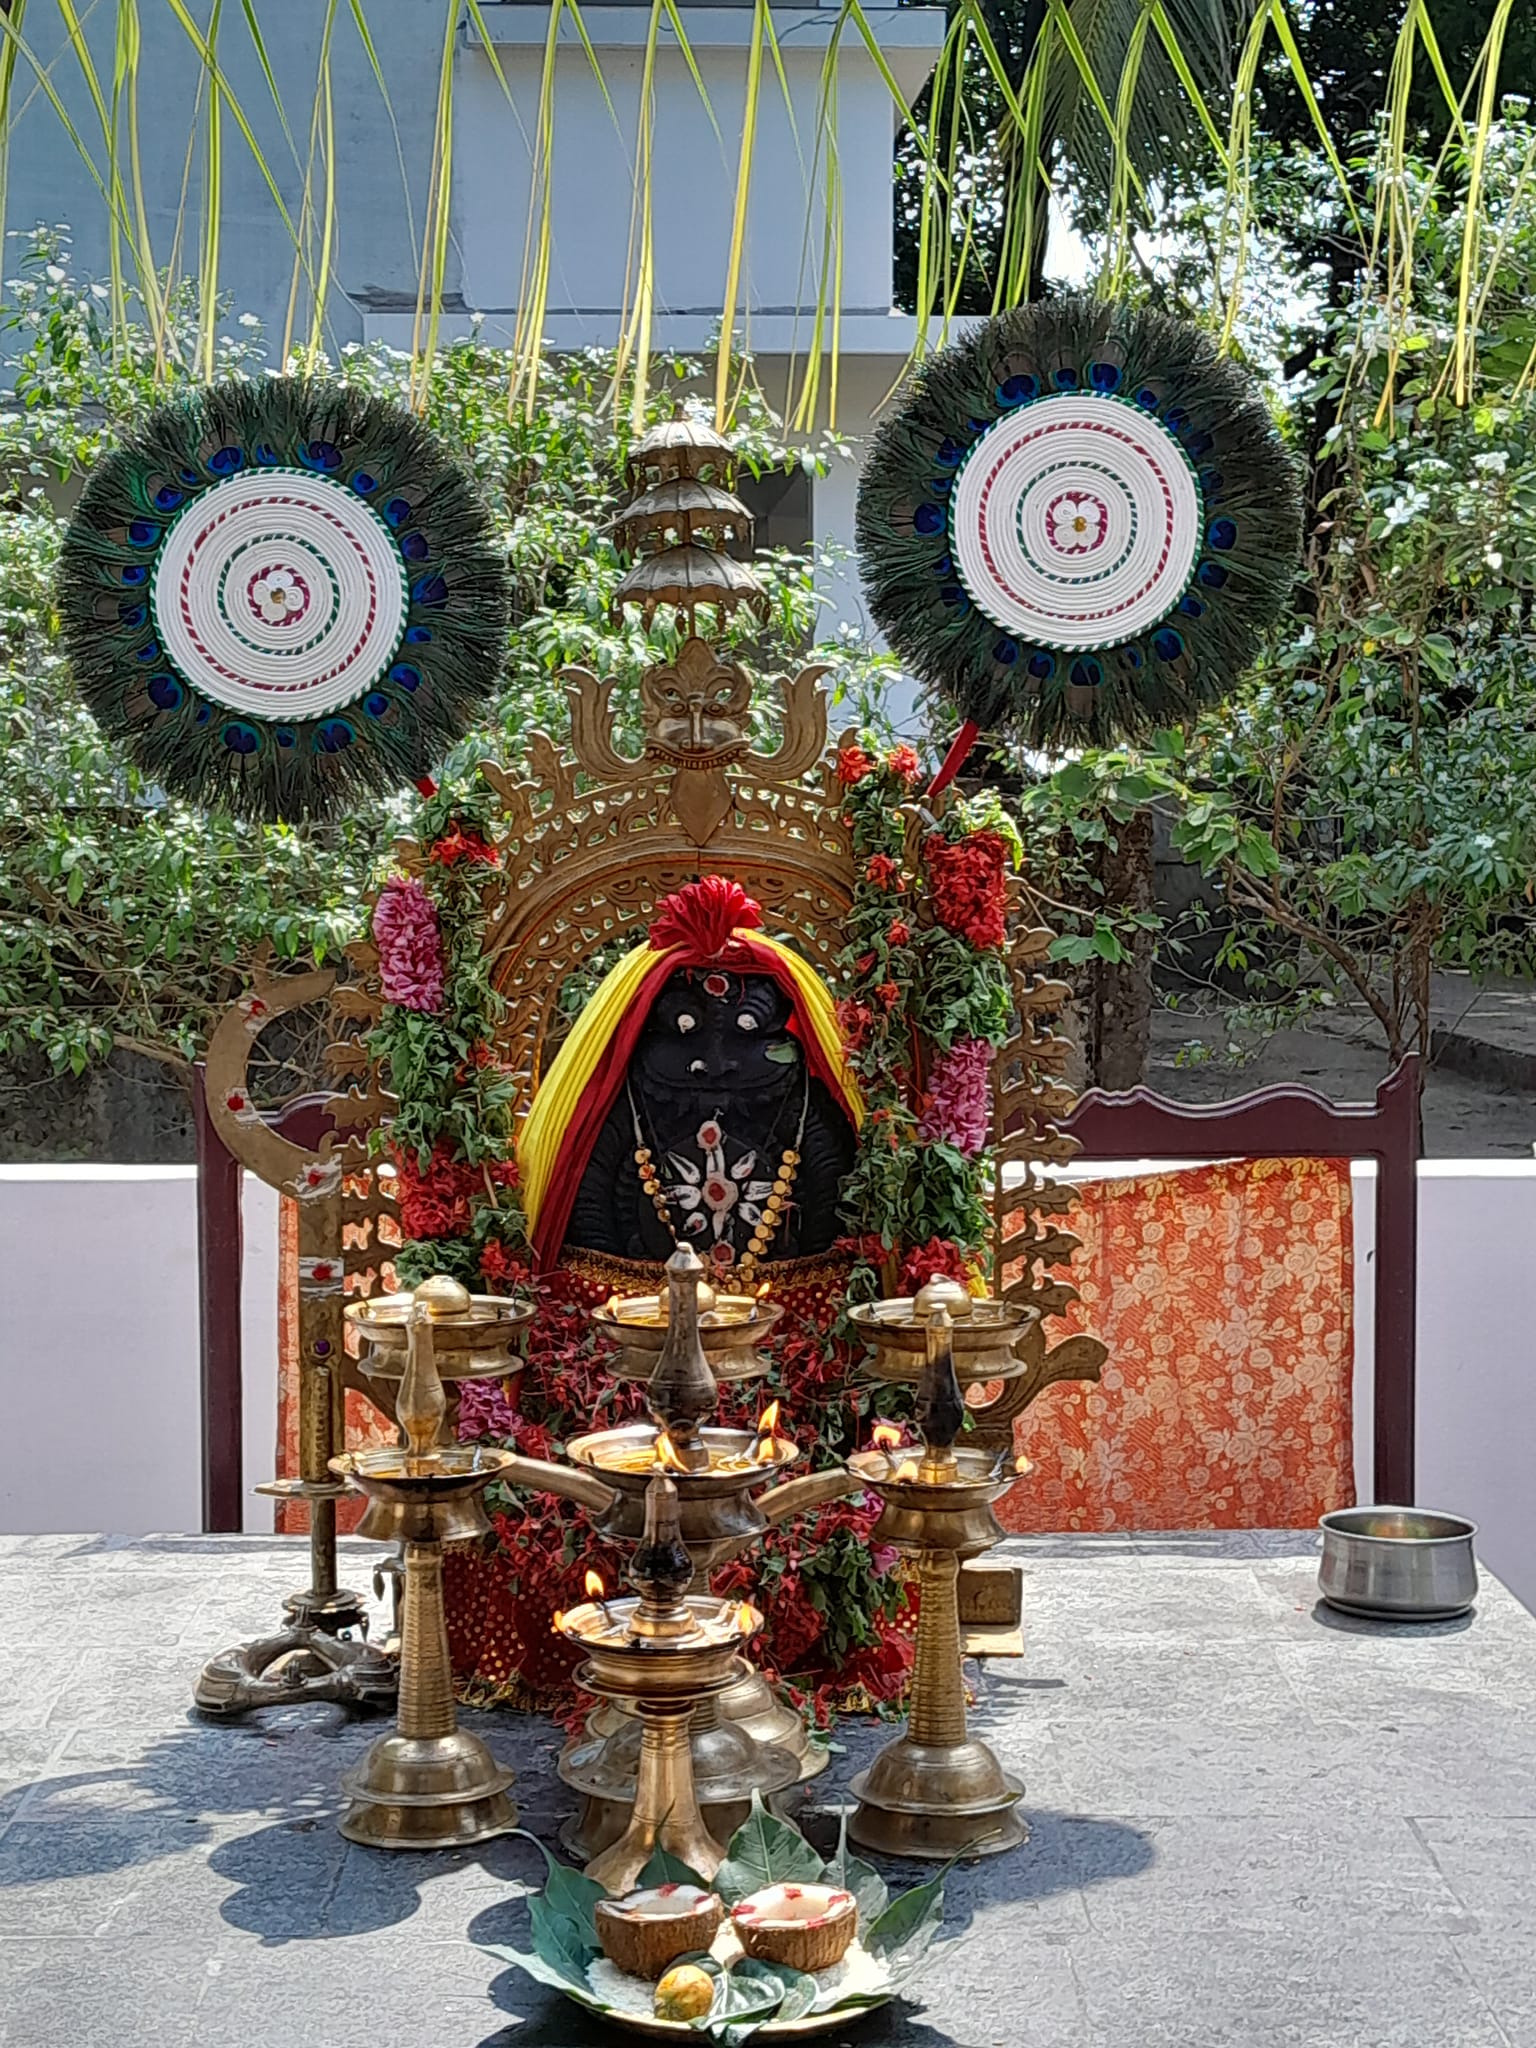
[856,298,1303,748]
[57,377,511,822]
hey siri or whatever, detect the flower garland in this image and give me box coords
[366,772,526,1291]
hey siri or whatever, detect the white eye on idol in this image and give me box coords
[736,1013,758,1032]
[676,1013,697,1034]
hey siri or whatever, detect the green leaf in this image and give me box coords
[702,1959,791,2040]
[865,1870,947,1984]
[479,1939,595,2003]
[822,1811,889,1924]
[529,1893,598,1980]
[510,1828,605,1947]
[639,1846,711,1889]
[714,1793,824,1904]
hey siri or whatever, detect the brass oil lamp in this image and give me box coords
[490,1244,851,1862]
[843,1278,1031,1860]
[328,1276,521,1849]
[556,1466,762,1894]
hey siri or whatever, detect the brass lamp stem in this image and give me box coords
[908,1550,968,1749]
[397,1540,457,1743]
[585,1698,727,1895]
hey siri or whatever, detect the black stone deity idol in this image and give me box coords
[565,963,856,1272]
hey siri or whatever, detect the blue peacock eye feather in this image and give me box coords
[154,487,184,511]
[993,636,1019,665]
[933,553,953,577]
[1054,368,1079,390]
[194,703,213,725]
[118,602,147,627]
[1027,650,1055,680]
[1165,409,1190,437]
[1186,431,1214,459]
[351,472,377,494]
[1179,594,1205,617]
[1207,517,1238,552]
[1125,644,1144,668]
[120,565,148,585]
[1153,628,1185,662]
[209,447,243,474]
[222,721,261,754]
[275,726,297,749]
[412,575,448,607]
[135,641,162,662]
[253,443,279,466]
[303,440,342,471]
[399,532,429,562]
[128,521,160,547]
[315,719,355,753]
[1135,387,1159,410]
[1199,468,1225,498]
[1090,362,1121,391]
[389,663,422,692]
[913,503,945,536]
[935,437,963,467]
[179,468,202,485]
[997,374,1037,405]
[383,498,412,528]
[1069,656,1103,688]
[939,583,969,612]
[147,675,183,710]
[404,626,433,644]
[1198,561,1229,588]
[363,691,390,718]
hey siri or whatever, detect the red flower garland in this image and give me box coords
[925,830,1009,950]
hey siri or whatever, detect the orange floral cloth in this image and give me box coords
[999,1156,1356,1532]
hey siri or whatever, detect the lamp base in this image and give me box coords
[848,1735,1028,1859]
[338,1728,517,1849]
[194,1622,396,1718]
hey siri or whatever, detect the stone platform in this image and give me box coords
[4,1530,1536,2047]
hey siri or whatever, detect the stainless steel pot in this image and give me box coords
[1318,1506,1478,1621]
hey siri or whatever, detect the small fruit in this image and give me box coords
[653,1962,715,2022]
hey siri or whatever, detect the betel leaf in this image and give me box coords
[478,1940,599,2006]
[528,1893,599,1983]
[510,1828,606,1948]
[864,1871,946,1984]
[639,1846,711,1890]
[822,1810,889,1925]
[713,1793,825,1905]
[701,1959,793,2042]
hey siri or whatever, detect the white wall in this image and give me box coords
[0,1167,278,1536]
[5,1160,1532,1613]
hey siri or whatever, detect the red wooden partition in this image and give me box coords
[1057,1056,1422,1504]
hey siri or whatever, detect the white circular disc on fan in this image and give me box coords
[950,395,1201,651]
[149,468,409,718]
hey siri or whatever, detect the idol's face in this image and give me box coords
[632,967,801,1097]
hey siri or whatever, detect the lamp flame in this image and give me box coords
[603,1295,620,1317]
[1014,1454,1031,1474]
[894,1458,921,1483]
[871,1422,904,1450]
[551,1609,566,1633]
[584,1569,605,1601]
[656,1431,691,1473]
[756,1281,772,1299]
[734,1602,756,1635]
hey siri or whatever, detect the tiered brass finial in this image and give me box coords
[611,409,769,629]
[646,1244,721,1472]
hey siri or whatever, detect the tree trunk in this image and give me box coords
[1088,808,1155,1091]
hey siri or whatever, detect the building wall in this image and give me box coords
[3,1162,1533,1621]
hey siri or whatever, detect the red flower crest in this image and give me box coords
[649,876,762,959]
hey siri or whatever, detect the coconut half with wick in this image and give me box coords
[595,1884,725,1979]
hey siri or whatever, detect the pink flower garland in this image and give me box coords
[372,875,446,1013]
[920,1035,992,1155]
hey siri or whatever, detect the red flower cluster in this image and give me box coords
[925,830,1009,950]
[837,997,875,1051]
[429,825,498,867]
[836,743,876,786]
[887,918,912,947]
[391,1142,517,1241]
[886,743,923,786]
[479,1238,528,1292]
[876,980,901,1010]
[898,1235,974,1295]
[864,852,902,891]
